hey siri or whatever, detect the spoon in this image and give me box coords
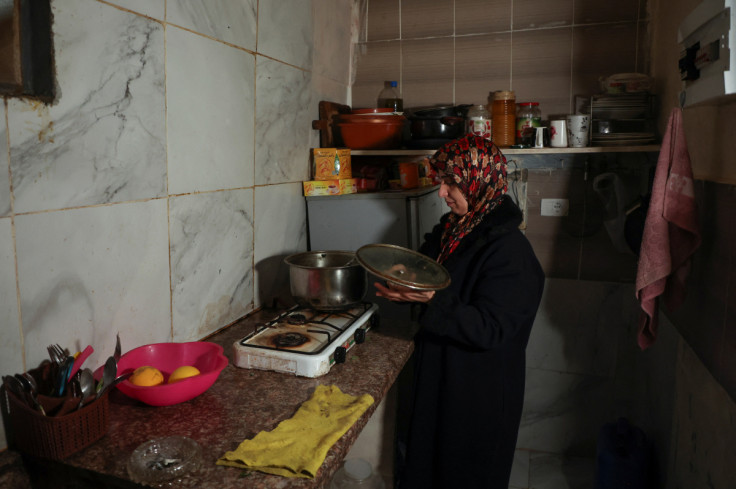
[15,373,46,416]
[78,368,95,410]
[97,371,133,398]
[96,356,117,396]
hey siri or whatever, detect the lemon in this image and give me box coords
[168,365,201,384]
[130,366,164,387]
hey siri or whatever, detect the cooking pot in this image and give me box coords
[407,105,471,140]
[284,251,367,310]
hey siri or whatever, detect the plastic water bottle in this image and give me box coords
[377,81,403,112]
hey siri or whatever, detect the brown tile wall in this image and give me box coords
[353,0,649,116]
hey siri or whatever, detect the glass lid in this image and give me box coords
[356,244,451,291]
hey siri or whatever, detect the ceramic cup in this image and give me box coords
[566,114,590,147]
[550,119,568,147]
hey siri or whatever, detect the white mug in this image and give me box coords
[550,120,568,147]
[566,114,590,147]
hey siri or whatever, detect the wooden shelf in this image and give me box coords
[351,145,661,156]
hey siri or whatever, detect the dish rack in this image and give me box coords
[576,93,658,146]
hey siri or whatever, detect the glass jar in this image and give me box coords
[516,102,541,146]
[466,104,492,140]
[492,90,515,147]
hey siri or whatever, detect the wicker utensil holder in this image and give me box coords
[1,385,109,460]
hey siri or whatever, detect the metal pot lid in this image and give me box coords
[356,244,451,291]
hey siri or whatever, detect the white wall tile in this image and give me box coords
[255,58,313,185]
[167,0,257,51]
[312,0,352,84]
[8,0,166,213]
[14,200,171,373]
[257,0,313,69]
[166,27,255,194]
[0,102,9,217]
[253,183,308,309]
[104,0,165,20]
[169,189,254,342]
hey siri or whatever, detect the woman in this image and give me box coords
[375,134,544,489]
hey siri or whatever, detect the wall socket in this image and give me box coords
[540,198,569,216]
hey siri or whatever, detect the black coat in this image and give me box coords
[400,196,545,489]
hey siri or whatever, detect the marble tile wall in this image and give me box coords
[0,0,353,449]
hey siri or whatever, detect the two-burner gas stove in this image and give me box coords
[233,302,379,377]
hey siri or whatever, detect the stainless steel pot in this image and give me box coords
[284,251,367,310]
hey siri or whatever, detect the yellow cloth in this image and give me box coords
[216,385,374,478]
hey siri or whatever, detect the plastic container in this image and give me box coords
[516,102,541,146]
[466,104,492,140]
[376,81,403,112]
[492,90,515,147]
[330,458,386,489]
[399,162,419,189]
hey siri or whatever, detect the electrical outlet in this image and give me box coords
[540,198,569,216]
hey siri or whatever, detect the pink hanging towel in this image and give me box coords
[635,107,701,350]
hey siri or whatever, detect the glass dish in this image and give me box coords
[127,436,203,485]
[356,244,451,291]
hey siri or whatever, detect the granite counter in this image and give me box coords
[10,306,416,489]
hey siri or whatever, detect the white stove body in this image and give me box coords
[232,303,379,377]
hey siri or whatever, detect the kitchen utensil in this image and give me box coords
[356,244,451,291]
[96,356,117,396]
[127,436,203,485]
[114,342,227,406]
[55,356,74,397]
[97,371,133,398]
[407,105,470,141]
[114,333,122,362]
[284,251,368,310]
[47,344,65,365]
[67,344,94,382]
[15,373,46,415]
[78,368,95,410]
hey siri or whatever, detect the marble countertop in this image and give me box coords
[12,305,415,489]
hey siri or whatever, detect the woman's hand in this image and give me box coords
[374,281,435,303]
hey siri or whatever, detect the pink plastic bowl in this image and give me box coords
[115,342,228,407]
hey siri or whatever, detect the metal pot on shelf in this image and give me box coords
[406,105,471,140]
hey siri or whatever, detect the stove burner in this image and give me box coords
[273,332,310,348]
[286,313,307,325]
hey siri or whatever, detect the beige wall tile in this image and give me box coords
[455,0,512,35]
[512,28,573,118]
[455,33,511,105]
[352,41,402,109]
[514,0,573,30]
[401,0,454,39]
[575,0,640,24]
[365,0,401,41]
[402,38,455,108]
[572,23,640,98]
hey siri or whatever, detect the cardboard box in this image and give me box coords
[312,148,351,180]
[303,180,341,196]
[339,178,358,194]
[302,178,358,196]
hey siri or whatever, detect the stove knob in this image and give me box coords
[354,328,366,344]
[370,314,380,328]
[334,346,347,364]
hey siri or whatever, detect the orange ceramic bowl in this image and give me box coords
[114,342,228,406]
[337,121,406,150]
[351,108,396,115]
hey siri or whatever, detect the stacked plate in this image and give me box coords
[592,132,656,146]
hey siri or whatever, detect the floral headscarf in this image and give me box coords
[428,134,508,263]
